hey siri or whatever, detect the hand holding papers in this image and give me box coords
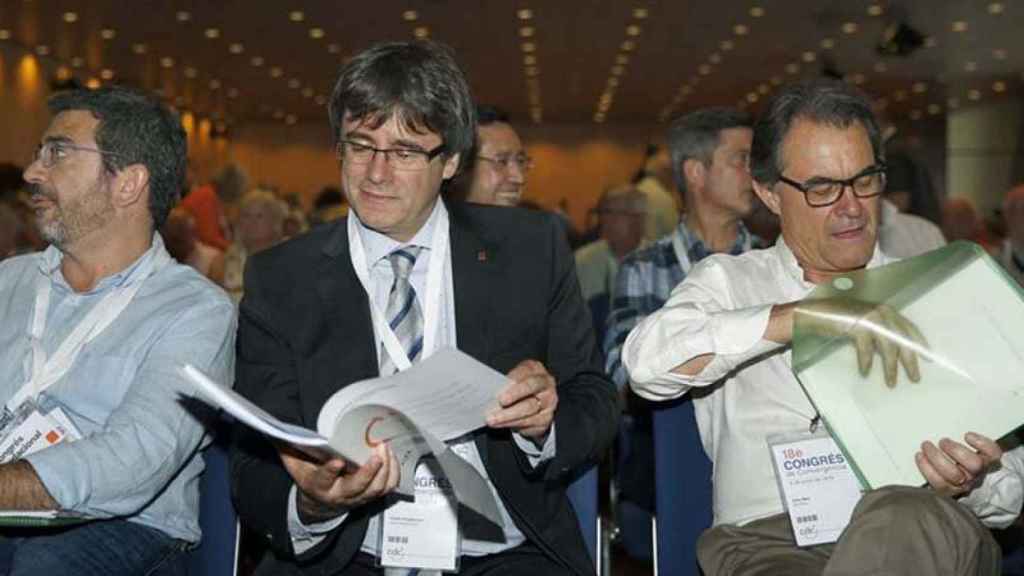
[792,242,1024,489]
[182,348,506,526]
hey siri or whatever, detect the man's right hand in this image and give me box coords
[278,442,400,523]
[776,298,929,387]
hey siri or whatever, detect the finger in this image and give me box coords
[873,330,900,388]
[499,373,552,407]
[901,315,930,351]
[921,440,968,486]
[890,315,921,382]
[384,444,401,492]
[342,449,385,497]
[964,432,1002,466]
[359,445,393,499]
[488,395,541,426]
[853,331,873,377]
[937,437,985,478]
[916,451,959,496]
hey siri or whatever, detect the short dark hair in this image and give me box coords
[476,104,511,127]
[667,107,753,196]
[328,40,476,173]
[750,78,883,186]
[47,86,187,229]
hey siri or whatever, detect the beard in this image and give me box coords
[32,179,114,248]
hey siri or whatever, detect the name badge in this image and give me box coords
[0,399,81,464]
[379,457,460,572]
[767,430,863,547]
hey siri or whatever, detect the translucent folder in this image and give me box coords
[792,242,1024,489]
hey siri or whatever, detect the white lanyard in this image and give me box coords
[671,229,693,272]
[348,206,449,373]
[8,248,170,410]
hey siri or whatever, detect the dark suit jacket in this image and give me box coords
[230,201,619,575]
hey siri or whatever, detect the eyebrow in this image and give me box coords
[41,135,75,146]
[802,163,882,184]
[343,132,431,152]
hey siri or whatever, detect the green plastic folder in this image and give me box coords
[792,241,1024,489]
[0,510,88,528]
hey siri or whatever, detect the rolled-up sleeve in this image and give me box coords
[959,445,1024,529]
[27,297,236,518]
[623,258,780,401]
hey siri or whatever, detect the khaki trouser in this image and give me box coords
[698,486,1001,576]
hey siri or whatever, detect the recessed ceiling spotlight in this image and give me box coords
[0,30,10,40]
[927,104,941,115]
[621,40,635,51]
[63,12,78,23]
[132,43,147,54]
[633,8,648,19]
[327,43,341,54]
[269,66,283,78]
[520,26,535,37]
[526,66,539,77]
[967,89,981,101]
[988,3,1004,15]
[746,92,759,103]
[229,43,244,54]
[289,11,305,22]
[841,22,858,34]
[821,38,836,49]
[698,64,712,75]
[402,10,418,22]
[757,84,769,94]
[993,80,1007,93]
[964,61,977,72]
[785,62,800,74]
[302,87,314,98]
[626,25,641,36]
[709,53,722,64]
[912,82,928,93]
[517,9,533,20]
[184,67,198,78]
[523,55,537,65]
[160,57,175,68]
[951,21,968,33]
[720,40,734,51]
[250,56,264,66]
[209,79,221,90]
[288,78,301,89]
[611,65,625,76]
[867,4,884,16]
[414,27,429,39]
[749,6,765,18]
[228,88,240,99]
[100,69,114,80]
[205,28,220,39]
[35,45,50,56]
[309,28,325,39]
[733,24,749,36]
[993,48,1007,60]
[315,95,326,106]
[176,11,191,22]
[100,28,116,40]
[802,51,816,63]
[616,54,629,65]
[521,42,536,53]
[286,114,297,125]
[947,97,960,109]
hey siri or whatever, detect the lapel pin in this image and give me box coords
[477,249,488,262]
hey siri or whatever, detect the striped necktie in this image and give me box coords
[379,247,424,376]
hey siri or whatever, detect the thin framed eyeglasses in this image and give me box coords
[477,153,534,173]
[778,163,887,208]
[336,139,446,171]
[33,140,125,169]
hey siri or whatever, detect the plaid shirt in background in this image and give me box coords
[603,222,759,389]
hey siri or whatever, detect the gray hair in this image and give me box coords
[668,107,753,197]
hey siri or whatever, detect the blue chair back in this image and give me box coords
[567,466,600,572]
[652,396,712,576]
[188,439,238,576]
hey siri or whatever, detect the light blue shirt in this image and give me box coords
[0,234,236,542]
[288,200,556,557]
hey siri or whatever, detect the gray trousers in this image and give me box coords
[697,486,1001,576]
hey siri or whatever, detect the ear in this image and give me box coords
[441,153,461,180]
[111,164,150,212]
[752,179,782,216]
[682,158,705,192]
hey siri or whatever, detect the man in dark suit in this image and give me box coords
[230,40,618,575]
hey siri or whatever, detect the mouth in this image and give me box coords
[831,223,866,240]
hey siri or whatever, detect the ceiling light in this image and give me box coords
[867,4,884,16]
[709,53,722,64]
[250,56,264,67]
[309,28,325,39]
[924,36,938,48]
[100,69,114,80]
[269,66,283,77]
[160,57,175,68]
[757,83,770,94]
[909,109,922,120]
[611,65,624,76]
[205,28,220,39]
[517,9,533,20]
[733,24,749,36]
[63,12,78,23]
[607,77,620,87]
[911,82,928,94]
[55,66,71,80]
[951,21,968,33]
[746,92,759,103]
[947,97,960,109]
[285,114,297,125]
[967,89,981,101]
[964,61,977,72]
[289,11,305,22]
[86,78,101,89]
[802,51,816,63]
[594,113,605,123]
[315,95,327,106]
[209,79,221,90]
[698,64,712,75]
[633,8,649,19]
[993,48,1007,60]
[680,85,693,95]
[228,43,244,54]
[402,10,418,22]
[521,42,536,53]
[720,40,734,51]
[927,104,941,115]
[176,11,191,22]
[273,109,284,119]
[988,3,1004,14]
[101,28,116,40]
[993,80,1007,93]
[841,22,858,34]
[893,90,907,101]
[520,26,535,37]
[302,87,314,98]
[327,43,341,54]
[132,43,147,54]
[785,62,800,74]
[821,38,836,49]
[523,55,537,65]
[626,25,641,36]
[35,45,50,56]
[0,30,9,40]
[287,78,301,89]
[413,26,429,39]
[616,54,629,65]
[749,6,765,18]
[228,88,240,99]
[526,66,539,76]
[70,56,84,67]
[621,40,635,51]
[184,67,198,78]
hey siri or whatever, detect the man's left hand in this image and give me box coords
[916,432,1002,498]
[486,359,558,439]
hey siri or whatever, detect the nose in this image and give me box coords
[832,184,865,217]
[23,156,46,185]
[365,149,390,183]
[506,160,526,184]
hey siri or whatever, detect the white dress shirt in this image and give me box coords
[288,200,555,556]
[623,238,1024,529]
[878,199,946,259]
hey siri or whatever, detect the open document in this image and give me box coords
[182,347,506,526]
[792,241,1024,489]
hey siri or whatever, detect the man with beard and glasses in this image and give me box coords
[0,86,235,575]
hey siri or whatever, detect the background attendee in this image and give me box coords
[633,143,682,243]
[0,86,235,575]
[877,152,945,258]
[212,188,287,304]
[624,78,1021,576]
[574,184,647,337]
[181,162,248,251]
[309,185,347,226]
[0,201,19,260]
[942,196,999,253]
[456,104,531,207]
[161,206,224,282]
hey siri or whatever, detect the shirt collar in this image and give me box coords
[773,234,886,291]
[36,233,166,294]
[674,220,753,261]
[353,198,445,266]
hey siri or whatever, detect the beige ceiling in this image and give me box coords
[1,1,1020,131]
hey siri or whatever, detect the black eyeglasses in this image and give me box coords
[33,140,125,169]
[336,139,446,172]
[778,163,888,208]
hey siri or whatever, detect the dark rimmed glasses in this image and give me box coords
[778,163,887,208]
